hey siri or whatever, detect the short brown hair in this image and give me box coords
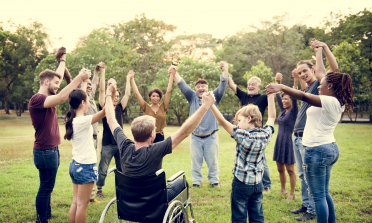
[234,104,262,127]
[195,78,208,86]
[148,87,163,99]
[39,69,62,84]
[296,60,314,69]
[131,115,156,142]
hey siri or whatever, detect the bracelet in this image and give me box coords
[293,86,298,90]
[105,94,112,98]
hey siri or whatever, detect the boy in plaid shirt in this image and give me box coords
[211,93,276,223]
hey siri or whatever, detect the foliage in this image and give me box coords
[244,60,274,94]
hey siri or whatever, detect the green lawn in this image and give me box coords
[0,116,371,222]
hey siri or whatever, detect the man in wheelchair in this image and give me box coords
[103,78,216,222]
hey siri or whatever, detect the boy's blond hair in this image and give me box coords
[131,115,156,142]
[234,104,262,127]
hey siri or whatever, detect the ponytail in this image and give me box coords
[63,89,88,140]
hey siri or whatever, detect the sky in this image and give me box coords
[1,0,371,52]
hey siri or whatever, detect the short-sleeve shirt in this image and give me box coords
[302,96,345,147]
[99,103,124,146]
[29,94,60,150]
[85,93,98,136]
[231,125,274,185]
[71,115,96,164]
[141,102,168,132]
[236,87,268,126]
[113,127,173,177]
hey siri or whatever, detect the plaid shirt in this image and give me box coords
[231,125,274,185]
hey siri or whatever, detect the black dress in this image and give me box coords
[273,93,298,164]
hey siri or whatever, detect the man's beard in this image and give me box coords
[48,85,56,95]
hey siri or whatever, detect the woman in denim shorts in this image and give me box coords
[265,39,354,223]
[64,87,108,223]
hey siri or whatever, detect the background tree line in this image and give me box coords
[1,9,371,123]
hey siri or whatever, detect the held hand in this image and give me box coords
[56,47,66,64]
[291,69,299,79]
[313,46,323,53]
[168,66,176,76]
[275,73,283,84]
[201,91,216,107]
[265,84,282,95]
[310,38,326,49]
[96,62,105,71]
[78,68,91,81]
[220,61,228,73]
[127,70,134,79]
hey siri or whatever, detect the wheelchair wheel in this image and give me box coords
[163,200,188,223]
[99,197,124,223]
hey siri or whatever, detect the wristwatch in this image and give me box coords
[105,94,112,98]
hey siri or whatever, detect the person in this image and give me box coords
[83,62,103,204]
[227,75,272,193]
[29,48,91,223]
[273,72,299,201]
[210,90,276,223]
[96,67,131,198]
[104,78,217,201]
[130,68,174,143]
[276,39,339,221]
[173,61,229,188]
[64,85,107,223]
[265,41,352,223]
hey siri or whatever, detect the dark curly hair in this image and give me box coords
[326,72,354,113]
[148,87,163,99]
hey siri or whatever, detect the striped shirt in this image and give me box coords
[231,125,274,185]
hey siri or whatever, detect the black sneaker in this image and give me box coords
[192,184,200,188]
[295,212,316,221]
[290,204,307,214]
[211,183,220,188]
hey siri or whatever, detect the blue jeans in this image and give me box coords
[190,132,219,185]
[293,136,315,214]
[97,144,122,187]
[261,154,271,189]
[33,147,60,223]
[303,143,339,223]
[167,179,189,202]
[231,177,264,223]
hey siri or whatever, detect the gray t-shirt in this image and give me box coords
[84,93,98,136]
[113,127,172,177]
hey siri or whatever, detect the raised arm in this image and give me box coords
[170,92,215,149]
[44,69,91,108]
[212,61,229,104]
[130,72,146,108]
[314,47,327,82]
[98,65,106,107]
[311,39,338,73]
[174,68,195,102]
[163,67,175,109]
[64,68,72,85]
[173,68,182,83]
[106,79,120,134]
[91,62,103,96]
[228,76,237,94]
[292,69,308,90]
[265,93,276,126]
[121,71,132,109]
[210,104,234,135]
[55,47,66,83]
[265,84,321,108]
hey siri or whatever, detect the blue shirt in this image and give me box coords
[231,125,274,185]
[177,75,228,135]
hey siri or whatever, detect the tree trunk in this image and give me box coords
[370,114,372,123]
[176,114,181,126]
[354,110,358,122]
[17,101,21,116]
[4,97,9,114]
[13,103,16,115]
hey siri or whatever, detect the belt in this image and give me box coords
[294,131,303,137]
[193,130,216,139]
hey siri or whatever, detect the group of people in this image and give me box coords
[28,38,353,223]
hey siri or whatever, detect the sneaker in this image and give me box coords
[89,199,101,204]
[290,204,307,214]
[56,47,66,64]
[295,212,316,221]
[263,187,271,194]
[211,183,220,188]
[192,184,200,188]
[96,190,105,198]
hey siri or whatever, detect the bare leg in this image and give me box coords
[285,163,296,201]
[276,161,287,194]
[75,182,94,223]
[69,184,79,223]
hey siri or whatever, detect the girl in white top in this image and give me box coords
[64,80,110,223]
[265,39,354,223]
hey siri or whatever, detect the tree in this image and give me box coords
[0,20,50,116]
[332,41,372,121]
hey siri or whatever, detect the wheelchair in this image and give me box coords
[99,167,195,223]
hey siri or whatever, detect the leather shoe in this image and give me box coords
[295,212,316,221]
[291,204,307,214]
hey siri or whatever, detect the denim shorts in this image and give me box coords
[69,160,98,185]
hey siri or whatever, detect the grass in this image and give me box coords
[0,116,371,222]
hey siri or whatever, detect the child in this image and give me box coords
[64,81,110,223]
[210,93,276,223]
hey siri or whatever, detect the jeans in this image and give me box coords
[303,143,339,223]
[190,132,219,185]
[167,179,189,202]
[69,160,98,185]
[261,154,271,189]
[154,132,165,143]
[97,144,122,187]
[231,177,264,223]
[91,135,99,200]
[33,147,60,223]
[293,136,315,214]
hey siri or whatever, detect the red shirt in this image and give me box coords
[29,94,61,150]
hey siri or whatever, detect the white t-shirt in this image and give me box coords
[302,96,345,147]
[71,115,96,164]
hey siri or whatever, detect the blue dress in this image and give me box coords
[273,93,298,164]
